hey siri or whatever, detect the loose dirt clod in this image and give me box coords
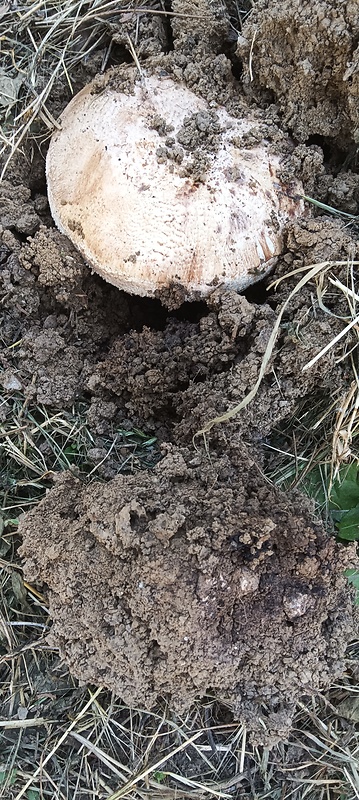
[46,68,306,307]
[19,444,357,745]
[238,0,359,145]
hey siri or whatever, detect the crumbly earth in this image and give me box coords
[1,0,359,745]
[238,0,359,145]
[19,447,356,746]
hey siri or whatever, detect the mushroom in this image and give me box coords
[46,69,306,306]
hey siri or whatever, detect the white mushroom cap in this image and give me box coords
[46,71,306,304]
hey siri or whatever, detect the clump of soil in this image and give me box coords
[316,171,359,215]
[86,217,357,444]
[238,0,359,145]
[19,444,356,745]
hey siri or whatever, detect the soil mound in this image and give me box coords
[19,445,356,745]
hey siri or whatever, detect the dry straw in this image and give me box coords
[0,0,210,179]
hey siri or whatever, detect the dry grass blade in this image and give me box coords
[13,686,103,800]
[303,314,359,372]
[0,717,52,728]
[302,194,359,222]
[266,260,359,494]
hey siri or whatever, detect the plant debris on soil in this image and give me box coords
[1,0,359,798]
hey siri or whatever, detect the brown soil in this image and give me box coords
[1,0,358,745]
[20,447,356,746]
[238,0,359,146]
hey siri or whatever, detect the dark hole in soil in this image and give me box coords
[29,168,48,199]
[106,42,134,69]
[162,0,175,54]
[127,295,209,331]
[306,134,356,172]
[257,87,277,109]
[171,299,209,323]
[230,56,243,81]
[148,639,166,662]
[217,33,243,80]
[24,146,48,198]
[127,296,169,331]
[243,277,270,305]
[9,229,31,245]
[130,509,142,531]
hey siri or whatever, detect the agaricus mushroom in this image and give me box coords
[46,69,306,305]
